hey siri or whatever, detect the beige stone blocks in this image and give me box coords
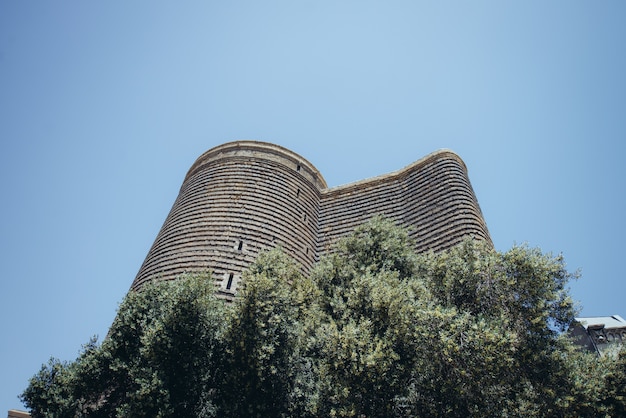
[131,141,490,294]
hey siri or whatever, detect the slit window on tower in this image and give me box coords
[226,273,234,290]
[237,240,243,251]
[296,164,301,172]
[296,188,301,198]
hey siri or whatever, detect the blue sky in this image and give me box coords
[1,1,625,412]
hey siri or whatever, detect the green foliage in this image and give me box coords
[309,218,425,416]
[413,238,583,416]
[22,274,227,417]
[218,248,304,417]
[20,357,79,417]
[337,215,418,278]
[21,216,626,417]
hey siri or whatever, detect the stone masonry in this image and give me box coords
[131,141,491,295]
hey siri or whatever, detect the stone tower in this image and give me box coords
[131,141,491,295]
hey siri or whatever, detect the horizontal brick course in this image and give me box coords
[131,141,491,293]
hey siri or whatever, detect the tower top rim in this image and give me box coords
[185,140,328,189]
[322,148,468,194]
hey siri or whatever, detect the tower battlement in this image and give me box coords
[131,141,491,294]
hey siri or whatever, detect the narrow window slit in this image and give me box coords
[237,240,243,251]
[296,188,301,198]
[296,164,301,172]
[226,273,234,290]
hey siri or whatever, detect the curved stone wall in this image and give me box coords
[400,152,491,252]
[131,141,325,293]
[131,141,491,294]
[317,150,491,254]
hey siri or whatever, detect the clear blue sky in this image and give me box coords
[1,1,625,412]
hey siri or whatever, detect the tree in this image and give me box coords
[414,239,581,416]
[21,274,227,417]
[306,217,426,417]
[20,357,81,417]
[22,216,624,417]
[601,348,626,416]
[303,217,613,417]
[217,248,306,417]
[307,217,523,417]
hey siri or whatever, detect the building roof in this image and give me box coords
[574,315,626,330]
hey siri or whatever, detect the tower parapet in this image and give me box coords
[131,141,491,294]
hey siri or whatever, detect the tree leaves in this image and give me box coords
[21,217,623,417]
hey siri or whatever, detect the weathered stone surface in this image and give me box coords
[7,410,31,418]
[131,141,491,294]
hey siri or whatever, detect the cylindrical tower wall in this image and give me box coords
[318,178,404,254]
[317,150,491,254]
[400,151,492,252]
[131,141,326,294]
[131,142,491,295]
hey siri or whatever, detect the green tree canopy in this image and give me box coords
[22,274,228,417]
[21,216,626,417]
